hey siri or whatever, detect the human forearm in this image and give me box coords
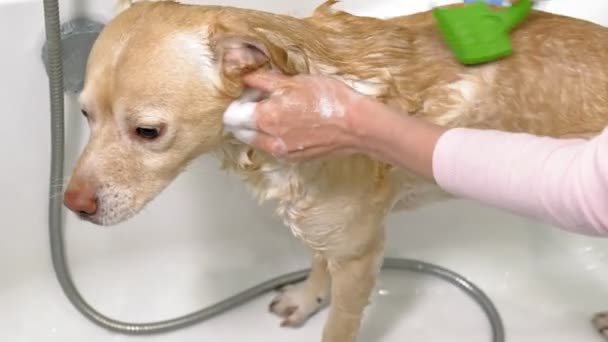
[350,97,608,235]
[348,96,446,180]
[433,127,608,235]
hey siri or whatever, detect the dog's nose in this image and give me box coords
[64,182,98,216]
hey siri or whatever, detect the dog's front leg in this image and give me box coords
[270,252,331,327]
[322,239,384,342]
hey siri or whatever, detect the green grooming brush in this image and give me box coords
[433,0,534,65]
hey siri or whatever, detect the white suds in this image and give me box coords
[315,92,344,119]
[223,101,257,128]
[317,95,334,118]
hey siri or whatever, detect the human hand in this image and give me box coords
[223,71,365,160]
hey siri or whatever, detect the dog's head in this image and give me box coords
[63,0,302,225]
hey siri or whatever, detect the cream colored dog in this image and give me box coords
[63,0,608,341]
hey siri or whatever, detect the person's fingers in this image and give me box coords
[223,95,286,135]
[282,144,351,162]
[228,126,349,160]
[253,99,287,135]
[243,70,290,93]
[285,147,326,161]
[223,99,258,130]
[253,133,288,156]
[227,127,286,155]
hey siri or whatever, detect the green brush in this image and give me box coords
[433,0,534,65]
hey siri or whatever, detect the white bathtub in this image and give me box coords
[2,0,608,341]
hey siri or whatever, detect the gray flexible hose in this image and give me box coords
[43,0,504,340]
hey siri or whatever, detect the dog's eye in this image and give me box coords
[136,127,160,139]
[81,109,88,117]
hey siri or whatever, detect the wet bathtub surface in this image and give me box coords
[4,193,608,342]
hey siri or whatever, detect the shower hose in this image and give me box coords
[42,0,505,340]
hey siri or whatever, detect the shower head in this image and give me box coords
[42,18,105,94]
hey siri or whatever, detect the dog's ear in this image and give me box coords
[209,26,308,97]
[216,36,274,77]
[210,21,306,78]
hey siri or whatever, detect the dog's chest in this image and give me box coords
[253,164,314,237]
[247,162,352,251]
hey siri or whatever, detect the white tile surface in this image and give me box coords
[1,0,608,341]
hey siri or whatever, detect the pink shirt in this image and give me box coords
[433,127,608,236]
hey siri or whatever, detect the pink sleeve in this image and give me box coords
[432,127,608,236]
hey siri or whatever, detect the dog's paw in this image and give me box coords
[592,312,608,340]
[268,283,329,328]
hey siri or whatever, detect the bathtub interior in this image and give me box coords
[2,0,608,341]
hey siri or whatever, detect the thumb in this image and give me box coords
[243,70,290,93]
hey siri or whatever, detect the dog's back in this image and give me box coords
[306,4,608,138]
